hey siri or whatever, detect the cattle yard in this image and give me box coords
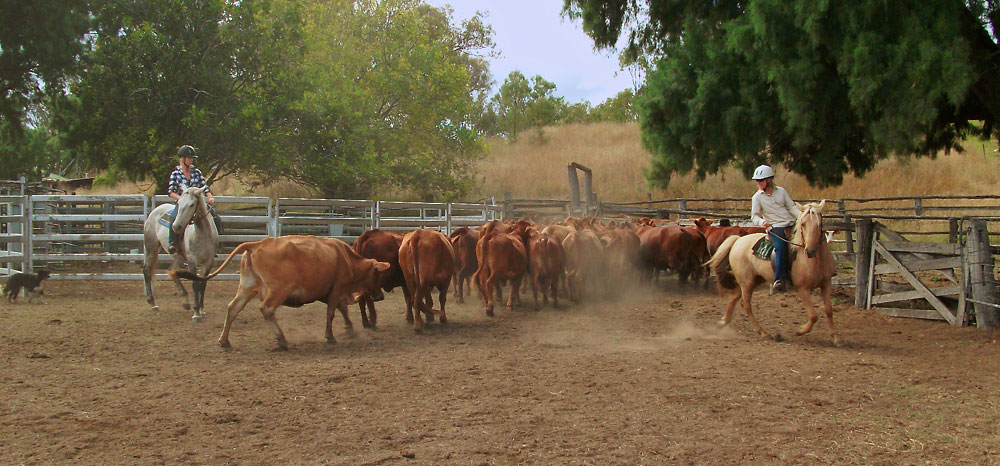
[4,180,1000,463]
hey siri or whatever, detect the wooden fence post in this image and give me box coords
[948,218,959,243]
[855,218,874,309]
[678,200,687,219]
[965,219,999,328]
[914,198,923,216]
[567,165,580,216]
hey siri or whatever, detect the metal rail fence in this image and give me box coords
[0,191,499,281]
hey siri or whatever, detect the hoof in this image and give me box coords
[486,309,494,317]
[270,345,289,352]
[191,315,203,323]
[326,337,337,345]
[439,317,448,325]
[182,303,191,311]
[151,305,160,312]
[505,306,513,312]
[413,327,423,335]
[219,340,231,348]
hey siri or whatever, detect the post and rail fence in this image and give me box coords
[3,178,999,328]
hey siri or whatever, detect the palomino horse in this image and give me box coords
[706,200,839,344]
[142,186,219,321]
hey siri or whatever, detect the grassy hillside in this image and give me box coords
[88,121,1000,201]
[473,122,1000,202]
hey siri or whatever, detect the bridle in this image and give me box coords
[768,210,821,249]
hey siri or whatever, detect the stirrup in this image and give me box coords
[769,280,785,295]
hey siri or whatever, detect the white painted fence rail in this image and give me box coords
[0,194,499,281]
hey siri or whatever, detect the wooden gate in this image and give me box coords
[857,221,966,325]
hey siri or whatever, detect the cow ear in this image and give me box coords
[374,261,391,272]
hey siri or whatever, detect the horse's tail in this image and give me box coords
[706,235,739,291]
[169,241,256,282]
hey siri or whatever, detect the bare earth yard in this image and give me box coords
[3,279,1000,465]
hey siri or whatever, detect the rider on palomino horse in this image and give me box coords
[167,145,216,254]
[750,164,800,295]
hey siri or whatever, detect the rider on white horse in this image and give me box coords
[167,145,215,254]
[750,164,801,295]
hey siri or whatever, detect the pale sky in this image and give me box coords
[426,0,639,105]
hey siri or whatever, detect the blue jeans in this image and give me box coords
[769,226,790,284]
[168,205,178,247]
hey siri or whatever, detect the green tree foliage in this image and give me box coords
[0,0,93,132]
[59,0,304,193]
[491,71,569,139]
[287,0,490,199]
[564,0,1000,188]
[590,89,636,123]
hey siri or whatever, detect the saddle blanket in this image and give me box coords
[752,236,775,260]
[157,218,172,229]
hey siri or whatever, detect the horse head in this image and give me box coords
[172,185,208,234]
[795,200,826,258]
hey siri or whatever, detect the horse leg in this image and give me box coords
[795,287,819,337]
[187,263,201,320]
[821,285,841,345]
[219,284,255,348]
[170,256,191,310]
[142,250,159,312]
[739,284,770,339]
[718,288,741,326]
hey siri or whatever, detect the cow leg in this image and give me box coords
[260,295,289,350]
[795,286,819,337]
[551,274,560,308]
[325,304,338,344]
[437,285,448,325]
[339,303,355,335]
[739,284,769,339]
[506,276,522,312]
[358,298,373,329]
[218,285,256,348]
[424,293,435,324]
[531,273,540,311]
[821,285,841,345]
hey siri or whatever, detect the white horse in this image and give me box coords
[142,186,219,321]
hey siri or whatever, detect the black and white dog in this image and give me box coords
[3,270,51,303]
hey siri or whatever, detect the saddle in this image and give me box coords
[159,207,224,233]
[752,235,793,286]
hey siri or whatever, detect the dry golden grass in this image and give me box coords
[472,122,1000,202]
[85,122,1000,202]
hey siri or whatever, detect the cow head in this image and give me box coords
[351,259,391,303]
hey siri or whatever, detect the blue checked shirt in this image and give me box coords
[167,165,211,195]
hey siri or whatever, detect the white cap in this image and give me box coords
[752,165,775,180]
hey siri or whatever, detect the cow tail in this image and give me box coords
[409,234,425,313]
[474,233,491,297]
[168,241,253,282]
[706,235,739,291]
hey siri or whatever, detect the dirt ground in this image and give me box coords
[3,277,1000,465]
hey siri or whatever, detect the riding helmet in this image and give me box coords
[177,145,198,158]
[752,164,775,180]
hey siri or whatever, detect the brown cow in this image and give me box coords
[693,218,761,256]
[636,223,695,284]
[353,229,409,329]
[526,228,566,310]
[448,227,479,303]
[562,229,606,302]
[169,235,390,350]
[599,226,641,294]
[682,225,710,285]
[480,219,510,235]
[475,231,528,316]
[398,229,457,333]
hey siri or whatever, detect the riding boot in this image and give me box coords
[769,280,785,295]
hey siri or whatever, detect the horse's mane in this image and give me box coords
[791,203,822,245]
